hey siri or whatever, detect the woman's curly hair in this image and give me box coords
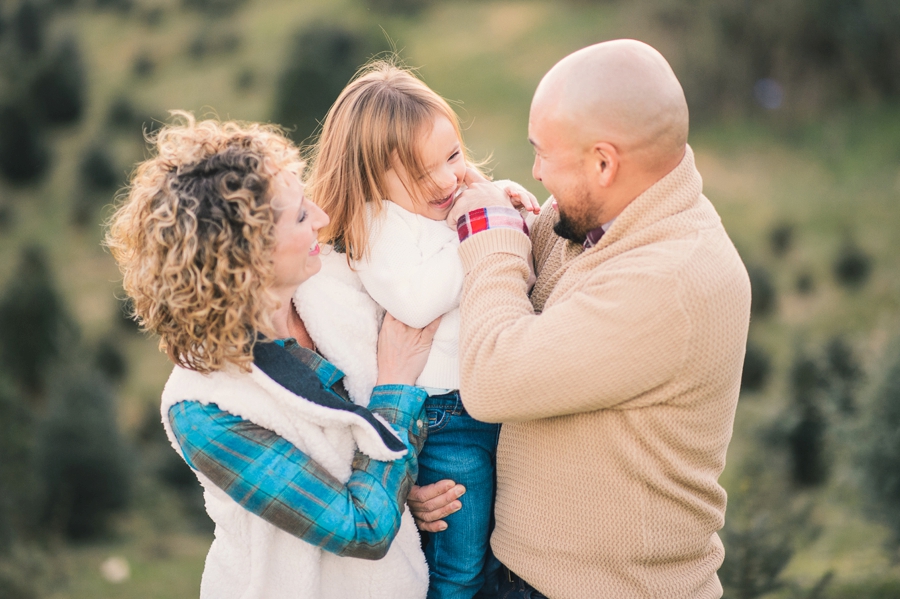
[105,111,303,373]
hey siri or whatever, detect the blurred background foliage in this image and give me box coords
[0,0,898,597]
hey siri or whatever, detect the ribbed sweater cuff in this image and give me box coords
[458,227,532,274]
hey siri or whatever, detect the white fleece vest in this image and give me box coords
[159,342,428,599]
[293,246,385,406]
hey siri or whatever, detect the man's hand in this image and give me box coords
[407,480,466,532]
[447,168,515,226]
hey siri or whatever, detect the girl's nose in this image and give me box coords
[311,201,330,230]
[439,166,459,189]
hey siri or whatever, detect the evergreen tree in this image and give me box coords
[741,341,772,392]
[79,144,119,191]
[824,335,862,414]
[30,36,86,126]
[718,458,803,599]
[12,0,44,57]
[181,0,247,15]
[106,95,137,131]
[364,0,432,15]
[768,222,793,258]
[832,238,872,289]
[272,24,387,143]
[0,377,36,552]
[37,365,131,539]
[93,337,128,383]
[0,104,50,185]
[748,265,776,318]
[787,351,829,487]
[719,515,793,599]
[0,246,76,394]
[860,340,900,550]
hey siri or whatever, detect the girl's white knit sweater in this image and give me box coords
[352,201,464,390]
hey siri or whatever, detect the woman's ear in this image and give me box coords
[591,142,619,188]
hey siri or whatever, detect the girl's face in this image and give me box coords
[384,114,466,221]
[270,169,330,291]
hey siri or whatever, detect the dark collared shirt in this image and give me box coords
[583,224,607,249]
[168,339,427,560]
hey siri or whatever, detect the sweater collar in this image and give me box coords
[586,144,703,250]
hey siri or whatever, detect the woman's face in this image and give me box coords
[270,169,329,291]
[383,114,466,221]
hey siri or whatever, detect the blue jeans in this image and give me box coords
[417,391,501,599]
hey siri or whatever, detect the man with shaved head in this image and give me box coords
[408,40,750,599]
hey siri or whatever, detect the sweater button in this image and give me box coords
[416,419,423,428]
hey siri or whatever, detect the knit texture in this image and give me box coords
[457,146,750,599]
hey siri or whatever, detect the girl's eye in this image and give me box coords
[449,151,460,162]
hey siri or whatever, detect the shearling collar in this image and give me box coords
[252,339,404,453]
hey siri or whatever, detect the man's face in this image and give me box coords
[528,103,600,244]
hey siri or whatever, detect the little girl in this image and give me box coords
[303,60,537,599]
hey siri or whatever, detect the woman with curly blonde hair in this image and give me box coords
[106,112,436,599]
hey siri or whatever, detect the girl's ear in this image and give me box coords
[591,142,619,188]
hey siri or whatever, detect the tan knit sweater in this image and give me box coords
[457,146,750,599]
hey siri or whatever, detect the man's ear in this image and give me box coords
[590,142,619,188]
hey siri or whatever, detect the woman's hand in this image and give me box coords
[375,313,442,387]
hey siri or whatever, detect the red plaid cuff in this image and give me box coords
[457,206,529,242]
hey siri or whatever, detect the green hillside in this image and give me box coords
[1,0,899,597]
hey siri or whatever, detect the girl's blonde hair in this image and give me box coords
[105,111,303,373]
[306,58,477,262]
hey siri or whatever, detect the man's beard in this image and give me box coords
[553,207,589,244]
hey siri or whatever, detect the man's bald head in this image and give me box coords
[532,39,688,173]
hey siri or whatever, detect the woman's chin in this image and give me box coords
[303,256,323,281]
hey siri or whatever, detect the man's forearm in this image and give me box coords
[456,223,690,422]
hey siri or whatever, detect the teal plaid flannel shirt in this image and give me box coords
[168,339,427,560]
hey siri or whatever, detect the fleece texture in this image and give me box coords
[293,247,384,406]
[160,359,428,599]
[351,201,464,390]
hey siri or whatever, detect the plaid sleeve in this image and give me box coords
[168,393,425,560]
[456,206,529,243]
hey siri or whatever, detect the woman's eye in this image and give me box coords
[298,209,308,223]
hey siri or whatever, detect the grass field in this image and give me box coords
[1,0,899,596]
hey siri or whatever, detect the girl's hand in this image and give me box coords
[496,180,540,214]
[375,313,442,386]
